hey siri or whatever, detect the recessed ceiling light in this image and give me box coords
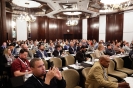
[63,12,82,15]
[12,0,42,8]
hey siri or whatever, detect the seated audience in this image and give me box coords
[53,45,63,57]
[123,42,131,53]
[76,46,89,63]
[36,44,48,59]
[64,41,69,50]
[106,44,115,56]
[22,44,33,59]
[69,42,76,54]
[0,42,7,56]
[32,41,38,52]
[113,42,125,54]
[85,55,130,88]
[9,44,17,56]
[95,44,105,59]
[3,48,15,63]
[76,42,82,52]
[129,47,133,60]
[11,49,31,77]
[130,40,133,48]
[48,43,55,52]
[23,58,66,88]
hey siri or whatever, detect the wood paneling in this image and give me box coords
[0,0,7,45]
[6,12,12,41]
[106,13,123,42]
[30,16,82,41]
[87,17,99,41]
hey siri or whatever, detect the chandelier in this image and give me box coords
[12,0,41,22]
[17,13,36,22]
[100,0,132,10]
[66,19,78,26]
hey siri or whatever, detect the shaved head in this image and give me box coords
[99,55,110,68]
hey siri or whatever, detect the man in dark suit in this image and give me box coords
[69,42,76,54]
[36,44,48,59]
[76,45,88,63]
[106,44,115,56]
[53,44,63,57]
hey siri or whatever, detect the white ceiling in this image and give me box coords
[36,0,97,18]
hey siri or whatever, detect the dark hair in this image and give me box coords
[80,45,86,49]
[19,49,28,54]
[55,44,61,49]
[38,44,43,49]
[107,44,111,47]
[30,58,42,68]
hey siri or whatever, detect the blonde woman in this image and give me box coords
[3,48,15,63]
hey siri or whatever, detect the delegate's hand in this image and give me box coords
[44,68,55,85]
[118,82,130,88]
[53,67,62,80]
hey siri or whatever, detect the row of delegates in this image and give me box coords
[23,58,66,88]
[85,55,130,88]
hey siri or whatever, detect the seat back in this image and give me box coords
[64,55,75,66]
[82,67,91,79]
[10,76,24,88]
[62,69,80,88]
[90,53,96,59]
[114,58,124,69]
[50,57,62,68]
[108,60,115,74]
[42,59,48,70]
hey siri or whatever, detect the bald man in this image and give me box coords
[85,55,130,88]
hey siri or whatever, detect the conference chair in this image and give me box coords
[64,55,75,66]
[50,57,62,68]
[90,53,96,59]
[42,59,48,70]
[62,69,81,88]
[114,58,133,75]
[107,60,127,79]
[108,76,118,82]
[82,67,118,82]
[82,67,91,79]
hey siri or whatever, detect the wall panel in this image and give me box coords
[30,16,82,41]
[87,17,99,41]
[106,13,123,42]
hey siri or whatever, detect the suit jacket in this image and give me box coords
[106,49,115,56]
[52,50,63,57]
[36,50,48,58]
[85,62,118,88]
[64,45,69,50]
[69,47,76,54]
[75,51,86,63]
[95,50,104,59]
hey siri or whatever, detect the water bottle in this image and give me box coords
[25,70,28,81]
[76,60,79,66]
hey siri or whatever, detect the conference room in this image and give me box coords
[1,0,133,88]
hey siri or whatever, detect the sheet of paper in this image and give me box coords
[124,77,133,88]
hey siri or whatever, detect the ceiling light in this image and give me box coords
[100,0,129,4]
[100,0,132,11]
[12,0,42,8]
[63,12,82,15]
